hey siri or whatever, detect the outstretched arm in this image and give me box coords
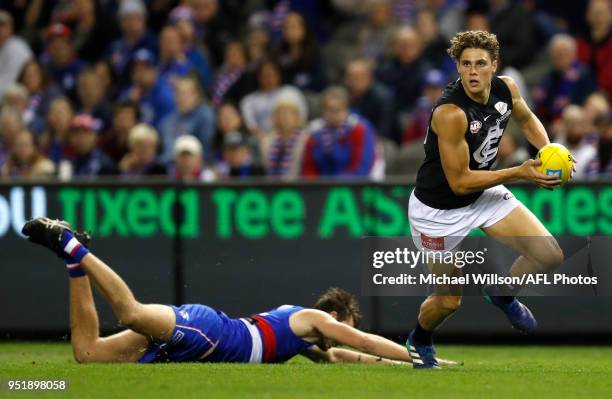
[300,311,459,365]
[301,310,411,362]
[303,346,408,364]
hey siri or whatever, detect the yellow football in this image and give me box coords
[535,143,575,186]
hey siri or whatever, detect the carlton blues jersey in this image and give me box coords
[414,76,513,209]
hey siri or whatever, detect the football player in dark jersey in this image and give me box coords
[406,31,567,368]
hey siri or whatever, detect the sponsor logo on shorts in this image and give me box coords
[469,120,482,134]
[503,192,514,200]
[421,233,445,250]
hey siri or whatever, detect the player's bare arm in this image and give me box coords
[499,75,549,150]
[434,104,560,193]
[291,309,413,362]
[302,345,406,364]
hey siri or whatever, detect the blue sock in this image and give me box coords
[484,284,516,305]
[60,230,90,277]
[66,261,86,278]
[412,321,433,346]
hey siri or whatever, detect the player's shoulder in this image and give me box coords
[432,103,467,125]
[497,75,520,98]
[431,103,468,139]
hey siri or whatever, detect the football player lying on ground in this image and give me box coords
[22,217,457,366]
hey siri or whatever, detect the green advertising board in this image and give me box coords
[1,182,609,239]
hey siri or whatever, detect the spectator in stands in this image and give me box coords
[302,86,376,177]
[488,0,536,69]
[586,112,612,178]
[535,34,597,124]
[422,0,465,41]
[358,0,397,62]
[0,107,24,167]
[99,101,140,163]
[245,24,271,69]
[171,134,216,181]
[43,23,85,102]
[40,97,74,164]
[415,9,451,72]
[159,77,215,163]
[211,40,252,107]
[168,5,213,92]
[584,92,610,133]
[68,0,118,63]
[107,0,157,87]
[119,124,167,176]
[77,68,112,132]
[212,102,252,161]
[18,61,62,121]
[1,129,55,179]
[240,59,308,136]
[220,131,265,178]
[260,98,309,178]
[345,58,396,143]
[0,11,32,98]
[274,11,325,92]
[322,0,396,84]
[556,105,597,179]
[376,26,430,117]
[59,114,118,178]
[577,0,612,103]
[2,83,45,135]
[402,69,446,146]
[464,10,489,32]
[121,49,175,129]
[159,25,194,83]
[188,0,240,68]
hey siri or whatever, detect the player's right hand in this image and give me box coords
[519,159,562,189]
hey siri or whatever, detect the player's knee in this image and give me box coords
[72,345,95,364]
[538,241,564,272]
[437,295,462,313]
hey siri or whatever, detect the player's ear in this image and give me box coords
[492,59,498,73]
[329,310,338,320]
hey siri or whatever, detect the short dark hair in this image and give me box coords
[113,101,140,120]
[313,287,361,326]
[447,30,500,62]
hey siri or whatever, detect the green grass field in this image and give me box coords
[1,343,612,399]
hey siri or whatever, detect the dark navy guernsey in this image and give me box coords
[139,304,314,364]
[414,76,513,210]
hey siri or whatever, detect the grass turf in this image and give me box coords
[1,343,611,399]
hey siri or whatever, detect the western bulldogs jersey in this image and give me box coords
[414,76,513,209]
[138,304,313,364]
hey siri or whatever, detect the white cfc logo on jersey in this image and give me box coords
[473,123,503,168]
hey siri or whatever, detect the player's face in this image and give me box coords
[457,48,497,97]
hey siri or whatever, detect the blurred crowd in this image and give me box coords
[0,0,610,182]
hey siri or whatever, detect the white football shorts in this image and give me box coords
[408,185,520,252]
